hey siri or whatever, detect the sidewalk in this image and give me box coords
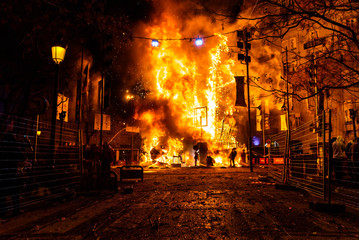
[1,166,359,239]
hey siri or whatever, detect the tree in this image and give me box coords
[200,0,359,102]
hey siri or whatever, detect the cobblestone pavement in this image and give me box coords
[1,166,359,239]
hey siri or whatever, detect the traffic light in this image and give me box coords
[237,30,251,39]
[238,54,251,62]
[237,30,251,62]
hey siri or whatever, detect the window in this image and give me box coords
[290,38,297,49]
[281,114,287,131]
[310,30,319,41]
[283,61,297,74]
[282,0,293,6]
[57,93,69,122]
[295,113,301,128]
[290,61,298,72]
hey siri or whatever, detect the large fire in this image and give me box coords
[131,1,282,167]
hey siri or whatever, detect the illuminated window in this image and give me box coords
[194,106,208,127]
[57,93,69,122]
[289,38,296,49]
[295,113,301,128]
[281,114,287,131]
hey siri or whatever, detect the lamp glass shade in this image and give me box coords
[195,38,203,46]
[51,46,66,64]
[151,39,159,47]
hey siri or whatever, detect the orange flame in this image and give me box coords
[132,5,283,167]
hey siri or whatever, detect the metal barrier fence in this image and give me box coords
[0,113,81,219]
[287,115,325,199]
[267,110,359,209]
[330,109,359,209]
[267,130,286,183]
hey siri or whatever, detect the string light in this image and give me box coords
[134,30,237,46]
[151,39,159,47]
[195,37,203,46]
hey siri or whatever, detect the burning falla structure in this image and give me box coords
[129,1,284,167]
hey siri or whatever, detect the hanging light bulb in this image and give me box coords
[195,37,203,46]
[151,39,159,47]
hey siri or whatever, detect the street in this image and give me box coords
[1,166,359,239]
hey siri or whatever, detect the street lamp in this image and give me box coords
[50,45,66,163]
[51,46,66,64]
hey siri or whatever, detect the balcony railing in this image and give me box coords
[304,37,326,49]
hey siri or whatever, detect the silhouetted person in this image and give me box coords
[229,148,237,167]
[329,137,337,179]
[240,147,246,164]
[101,142,114,180]
[86,144,101,188]
[206,155,214,167]
[346,140,353,161]
[346,140,355,181]
[193,145,199,167]
[332,136,346,185]
[194,150,199,166]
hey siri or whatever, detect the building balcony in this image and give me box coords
[304,37,326,50]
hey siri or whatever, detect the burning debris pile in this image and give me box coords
[127,0,283,167]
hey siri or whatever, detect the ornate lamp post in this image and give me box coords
[50,45,66,159]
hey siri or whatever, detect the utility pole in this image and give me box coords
[50,45,66,166]
[313,54,320,163]
[262,106,266,160]
[285,47,291,183]
[245,29,253,172]
[50,63,60,166]
[311,54,323,174]
[100,75,104,147]
[76,50,84,130]
[237,28,253,172]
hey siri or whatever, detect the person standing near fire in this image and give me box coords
[229,148,237,167]
[240,144,248,164]
[101,142,115,180]
[332,136,346,185]
[193,144,199,167]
